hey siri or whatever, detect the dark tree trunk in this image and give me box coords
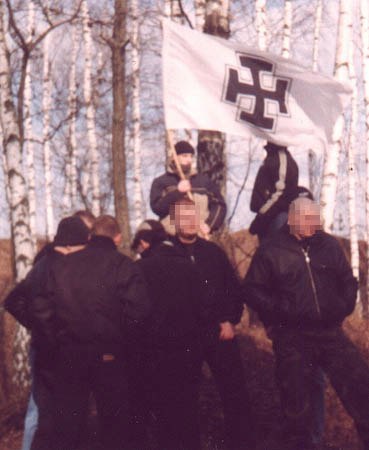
[111,0,131,253]
[197,0,230,197]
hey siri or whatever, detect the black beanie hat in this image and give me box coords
[53,216,89,247]
[131,220,167,251]
[175,141,195,155]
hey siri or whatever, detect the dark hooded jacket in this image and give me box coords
[243,228,358,330]
[249,147,298,237]
[150,166,226,232]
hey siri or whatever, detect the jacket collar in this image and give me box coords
[88,235,116,250]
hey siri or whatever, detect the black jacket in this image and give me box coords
[171,237,244,329]
[249,148,298,236]
[243,229,358,329]
[136,241,206,342]
[150,170,226,231]
[27,236,150,356]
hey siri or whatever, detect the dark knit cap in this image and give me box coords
[175,141,195,155]
[264,141,287,152]
[53,216,89,247]
[131,220,167,251]
[296,186,314,201]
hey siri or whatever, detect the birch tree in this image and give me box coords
[130,0,144,228]
[195,0,206,31]
[63,21,79,213]
[320,0,351,231]
[308,0,323,196]
[197,0,230,196]
[0,0,34,387]
[82,0,100,216]
[361,0,369,316]
[347,33,360,295]
[281,0,292,58]
[255,0,267,51]
[42,32,55,241]
[24,1,37,248]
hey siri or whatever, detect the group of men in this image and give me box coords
[4,139,369,450]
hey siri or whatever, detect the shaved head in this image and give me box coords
[288,198,321,238]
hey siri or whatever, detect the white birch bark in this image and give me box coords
[164,0,171,18]
[63,22,78,213]
[255,0,267,51]
[308,0,323,195]
[312,0,323,72]
[82,0,100,216]
[347,38,360,289]
[42,33,55,241]
[0,0,34,387]
[361,0,369,314]
[24,1,37,248]
[282,0,292,58]
[194,0,206,31]
[130,0,144,228]
[170,0,184,23]
[320,0,351,231]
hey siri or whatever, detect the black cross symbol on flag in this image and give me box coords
[222,53,291,132]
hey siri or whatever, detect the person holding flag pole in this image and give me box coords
[150,130,227,238]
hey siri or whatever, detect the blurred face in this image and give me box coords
[288,201,321,239]
[174,203,199,241]
[177,153,193,174]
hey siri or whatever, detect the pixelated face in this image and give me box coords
[173,203,199,237]
[177,153,193,173]
[288,203,321,238]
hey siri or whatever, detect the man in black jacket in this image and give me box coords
[170,198,254,450]
[25,215,150,450]
[150,140,226,236]
[249,141,299,240]
[244,197,369,450]
[131,219,205,450]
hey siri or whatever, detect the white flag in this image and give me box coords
[162,19,352,149]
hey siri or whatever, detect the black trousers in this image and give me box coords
[129,339,201,450]
[31,349,129,450]
[272,327,369,450]
[200,332,255,450]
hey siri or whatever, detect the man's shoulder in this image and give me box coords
[151,171,178,186]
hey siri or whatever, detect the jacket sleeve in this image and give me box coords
[4,257,49,329]
[217,248,244,324]
[150,176,183,218]
[242,248,278,324]
[334,241,358,318]
[4,280,32,329]
[204,177,227,231]
[116,258,151,326]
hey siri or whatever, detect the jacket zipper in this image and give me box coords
[301,246,321,317]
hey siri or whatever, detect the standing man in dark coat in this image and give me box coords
[150,140,226,236]
[130,219,205,450]
[249,141,298,240]
[24,215,150,450]
[170,197,255,450]
[244,197,369,450]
